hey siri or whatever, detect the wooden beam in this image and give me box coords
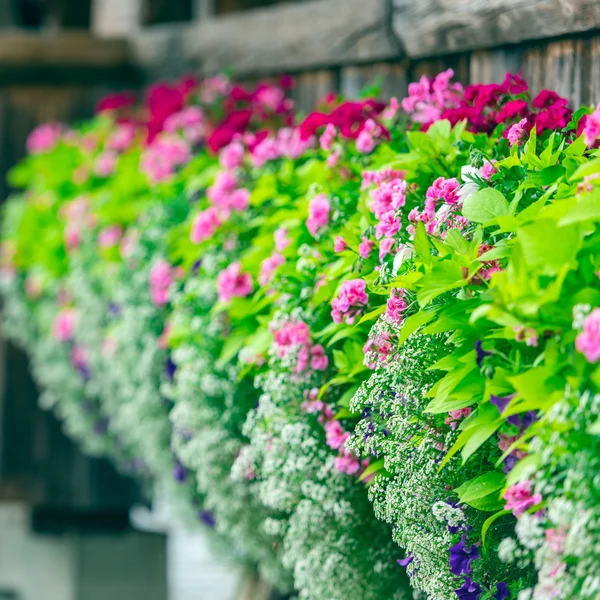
[131,0,398,77]
[391,0,600,59]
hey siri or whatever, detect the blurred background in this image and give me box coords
[0,1,599,599]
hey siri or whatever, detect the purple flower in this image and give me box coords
[198,510,215,528]
[490,393,515,414]
[507,410,537,430]
[173,459,188,483]
[165,356,177,380]
[449,535,480,575]
[455,576,482,600]
[494,582,510,600]
[502,454,519,474]
[475,340,490,367]
[94,418,109,436]
[396,555,413,567]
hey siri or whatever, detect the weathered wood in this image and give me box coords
[340,63,408,102]
[392,0,600,59]
[131,0,397,77]
[293,70,337,113]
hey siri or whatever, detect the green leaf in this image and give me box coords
[454,472,505,506]
[462,188,510,224]
[398,310,436,345]
[357,458,385,482]
[358,303,386,324]
[482,510,511,548]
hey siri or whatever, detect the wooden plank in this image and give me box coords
[131,0,397,77]
[340,63,407,101]
[293,70,337,113]
[392,0,600,59]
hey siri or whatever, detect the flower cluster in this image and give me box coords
[4,68,600,600]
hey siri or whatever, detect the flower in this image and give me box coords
[53,308,76,342]
[445,407,472,430]
[27,122,62,154]
[375,211,401,239]
[325,420,349,450]
[358,237,374,259]
[449,534,480,575]
[258,252,285,287]
[191,207,222,243]
[503,481,542,517]
[107,123,136,152]
[274,227,291,252]
[426,177,461,208]
[455,577,482,600]
[385,289,407,324]
[582,104,600,147]
[310,344,328,371]
[306,194,331,237]
[98,225,123,249]
[216,262,253,302]
[320,123,336,151]
[149,260,174,306]
[219,140,245,169]
[334,236,347,252]
[545,528,566,554]
[494,582,510,600]
[507,118,528,147]
[331,279,368,324]
[334,449,361,475]
[481,161,497,181]
[575,307,600,362]
[378,238,395,261]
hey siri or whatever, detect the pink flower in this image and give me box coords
[64,224,81,251]
[220,140,244,169]
[206,171,249,214]
[331,279,368,325]
[379,238,395,261]
[583,104,600,147]
[53,308,76,342]
[272,319,310,354]
[141,136,191,183]
[326,149,341,168]
[296,344,309,373]
[545,528,567,554]
[334,236,347,252]
[444,407,472,430]
[363,331,396,369]
[576,308,600,362]
[98,225,123,249]
[358,237,374,259]
[320,123,336,151]
[306,193,331,237]
[369,177,407,219]
[95,152,117,177]
[425,177,461,208]
[258,252,285,287]
[274,227,291,252]
[334,449,361,475]
[27,122,62,154]
[481,161,497,181]
[216,262,253,302]
[503,481,542,517]
[386,289,407,324]
[191,207,222,243]
[108,123,136,152]
[382,97,400,120]
[375,211,401,239]
[507,118,528,147]
[355,129,376,154]
[310,344,328,371]
[325,420,349,450]
[251,137,281,168]
[25,275,43,299]
[149,260,174,306]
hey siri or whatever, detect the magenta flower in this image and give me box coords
[306,193,331,237]
[149,260,174,306]
[507,118,528,147]
[98,225,123,249]
[331,279,368,324]
[583,104,600,147]
[385,289,407,324]
[310,344,328,371]
[334,449,361,475]
[216,262,253,302]
[191,207,222,243]
[375,211,402,239]
[334,236,347,252]
[53,308,76,342]
[503,481,542,517]
[575,307,600,362]
[426,177,461,207]
[358,236,374,259]
[219,140,245,169]
[258,252,285,287]
[27,122,62,154]
[325,420,349,450]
